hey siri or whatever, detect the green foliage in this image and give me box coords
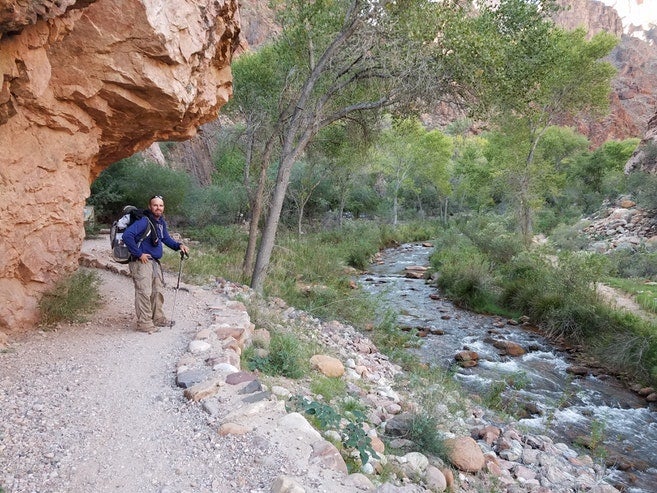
[606,249,657,280]
[264,332,308,379]
[186,224,247,252]
[406,413,447,458]
[564,138,637,213]
[370,118,453,224]
[548,221,591,251]
[213,137,247,183]
[345,240,378,270]
[458,215,524,265]
[182,184,247,227]
[287,395,379,468]
[434,246,499,313]
[451,135,494,212]
[310,376,347,403]
[629,171,657,212]
[243,331,308,378]
[438,0,616,242]
[88,156,192,223]
[501,251,607,340]
[38,270,102,326]
[288,396,342,429]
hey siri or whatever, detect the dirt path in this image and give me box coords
[596,282,657,323]
[0,239,266,493]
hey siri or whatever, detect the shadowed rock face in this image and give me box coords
[0,0,240,331]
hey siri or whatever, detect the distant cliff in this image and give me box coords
[554,0,657,145]
[0,0,240,331]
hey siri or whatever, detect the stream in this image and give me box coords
[360,243,657,493]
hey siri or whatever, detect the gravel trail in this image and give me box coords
[0,239,260,493]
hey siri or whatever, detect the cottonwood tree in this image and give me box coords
[233,0,453,292]
[437,0,617,245]
[370,118,452,224]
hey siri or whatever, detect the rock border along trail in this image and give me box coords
[0,238,625,493]
[0,239,358,493]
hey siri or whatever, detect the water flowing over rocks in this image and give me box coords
[171,279,624,492]
[0,0,240,331]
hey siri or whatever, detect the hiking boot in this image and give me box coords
[136,323,159,334]
[154,318,174,327]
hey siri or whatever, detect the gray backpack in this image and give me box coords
[109,206,154,263]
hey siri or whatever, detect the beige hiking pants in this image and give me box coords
[129,259,165,329]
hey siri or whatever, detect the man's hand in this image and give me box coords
[179,244,190,256]
[139,253,152,263]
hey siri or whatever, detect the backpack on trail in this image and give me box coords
[109,206,154,263]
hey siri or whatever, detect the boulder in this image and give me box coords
[444,436,485,473]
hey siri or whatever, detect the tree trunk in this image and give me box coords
[243,137,276,279]
[242,161,268,279]
[297,199,305,236]
[251,153,297,292]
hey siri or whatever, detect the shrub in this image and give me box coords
[458,215,523,265]
[287,395,379,469]
[433,245,498,312]
[185,224,247,252]
[406,413,447,458]
[264,332,308,379]
[629,170,657,212]
[311,376,347,403]
[182,183,247,227]
[345,241,376,270]
[607,249,657,280]
[38,270,102,326]
[549,221,591,251]
[88,156,192,223]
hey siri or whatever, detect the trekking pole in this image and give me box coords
[169,250,189,329]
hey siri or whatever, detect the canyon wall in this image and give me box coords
[554,0,657,145]
[0,0,240,331]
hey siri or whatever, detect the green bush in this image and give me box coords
[38,270,102,326]
[458,215,523,265]
[629,170,657,212]
[265,332,308,379]
[406,413,447,458]
[186,224,247,252]
[607,249,657,280]
[182,183,247,227]
[433,244,499,312]
[311,376,347,403]
[501,252,606,340]
[345,241,377,270]
[287,395,379,469]
[589,310,657,381]
[88,156,192,223]
[243,331,308,379]
[549,221,591,251]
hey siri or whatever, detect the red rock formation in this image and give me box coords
[0,0,240,331]
[625,110,657,173]
[554,0,657,145]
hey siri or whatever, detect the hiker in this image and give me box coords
[123,195,189,333]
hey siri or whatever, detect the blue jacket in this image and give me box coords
[123,212,181,260]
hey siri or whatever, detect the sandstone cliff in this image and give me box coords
[554,0,657,145]
[0,0,240,331]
